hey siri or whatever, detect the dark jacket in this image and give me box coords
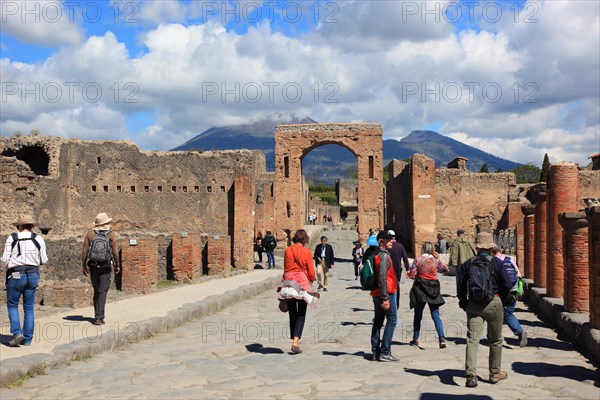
[457,252,513,305]
[409,278,445,309]
[370,249,397,301]
[389,241,409,281]
[314,243,334,268]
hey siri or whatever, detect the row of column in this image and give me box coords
[520,163,600,329]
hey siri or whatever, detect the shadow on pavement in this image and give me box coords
[63,315,95,323]
[245,343,285,354]
[404,368,463,386]
[512,361,599,385]
[341,321,372,326]
[351,307,371,312]
[0,333,14,346]
[345,286,363,290]
[419,394,492,400]
[322,350,370,359]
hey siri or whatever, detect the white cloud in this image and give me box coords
[0,0,84,46]
[0,1,598,167]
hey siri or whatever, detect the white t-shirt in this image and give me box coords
[1,231,48,269]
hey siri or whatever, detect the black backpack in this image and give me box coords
[87,230,113,263]
[10,233,41,256]
[264,235,277,250]
[466,256,496,303]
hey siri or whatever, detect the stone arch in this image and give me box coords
[274,123,384,242]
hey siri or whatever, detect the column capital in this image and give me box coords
[558,212,588,230]
[522,204,536,216]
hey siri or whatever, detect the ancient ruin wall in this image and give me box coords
[579,170,600,205]
[435,169,516,237]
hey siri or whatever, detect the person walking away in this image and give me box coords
[263,231,278,269]
[352,240,364,280]
[1,214,48,347]
[281,229,316,354]
[408,241,449,348]
[314,236,334,291]
[457,232,513,388]
[388,230,410,309]
[254,232,264,263]
[82,213,120,325]
[370,231,398,362]
[493,246,527,347]
[448,229,476,278]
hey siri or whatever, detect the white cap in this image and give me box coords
[388,230,396,236]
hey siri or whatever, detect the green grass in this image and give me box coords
[156,280,179,289]
[4,371,43,389]
[73,355,92,362]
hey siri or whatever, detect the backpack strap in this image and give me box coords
[10,232,41,256]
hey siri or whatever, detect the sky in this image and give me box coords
[1,0,599,167]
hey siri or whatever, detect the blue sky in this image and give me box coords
[1,0,599,166]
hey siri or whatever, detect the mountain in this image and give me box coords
[173,119,521,184]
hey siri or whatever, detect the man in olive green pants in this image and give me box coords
[465,297,504,378]
[458,232,513,388]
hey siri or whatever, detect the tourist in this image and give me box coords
[493,246,528,347]
[436,233,448,254]
[370,231,398,362]
[408,241,449,348]
[82,213,120,325]
[281,229,316,354]
[313,236,334,292]
[263,231,277,269]
[1,214,48,347]
[457,232,513,388]
[448,229,476,277]
[254,231,264,263]
[352,240,364,280]
[388,230,410,308]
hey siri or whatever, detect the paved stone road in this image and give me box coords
[2,225,598,399]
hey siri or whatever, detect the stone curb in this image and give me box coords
[523,279,600,364]
[0,275,282,387]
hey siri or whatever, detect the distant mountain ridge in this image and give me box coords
[172,117,521,183]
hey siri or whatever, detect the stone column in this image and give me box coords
[534,189,548,288]
[522,204,536,279]
[586,206,600,329]
[559,212,589,313]
[546,163,579,298]
[121,237,158,294]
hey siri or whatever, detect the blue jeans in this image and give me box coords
[413,302,445,341]
[6,271,39,343]
[266,250,275,268]
[371,293,397,356]
[503,298,523,336]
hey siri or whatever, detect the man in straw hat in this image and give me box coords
[82,213,120,325]
[1,214,48,347]
[457,231,513,388]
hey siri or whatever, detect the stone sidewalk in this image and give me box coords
[0,269,282,386]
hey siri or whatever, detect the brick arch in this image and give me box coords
[274,123,384,243]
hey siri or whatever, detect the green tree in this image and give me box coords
[496,167,503,173]
[539,153,550,182]
[511,163,542,183]
[479,163,489,173]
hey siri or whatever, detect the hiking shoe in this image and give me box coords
[323,288,328,292]
[466,375,478,388]
[409,339,419,347]
[370,352,380,361]
[439,338,447,349]
[489,371,508,383]
[94,319,105,325]
[518,331,528,347]
[8,335,24,347]
[317,284,323,290]
[378,353,398,362]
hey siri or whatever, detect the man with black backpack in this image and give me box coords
[457,232,513,388]
[1,214,48,347]
[82,213,120,325]
[263,231,277,269]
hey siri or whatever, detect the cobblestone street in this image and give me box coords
[2,226,598,399]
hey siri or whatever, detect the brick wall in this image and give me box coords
[233,175,255,270]
[546,163,579,298]
[522,205,536,279]
[121,237,158,294]
[559,212,589,313]
[586,206,600,328]
[38,279,94,308]
[534,190,548,288]
[411,154,436,255]
[171,232,203,282]
[207,235,231,276]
